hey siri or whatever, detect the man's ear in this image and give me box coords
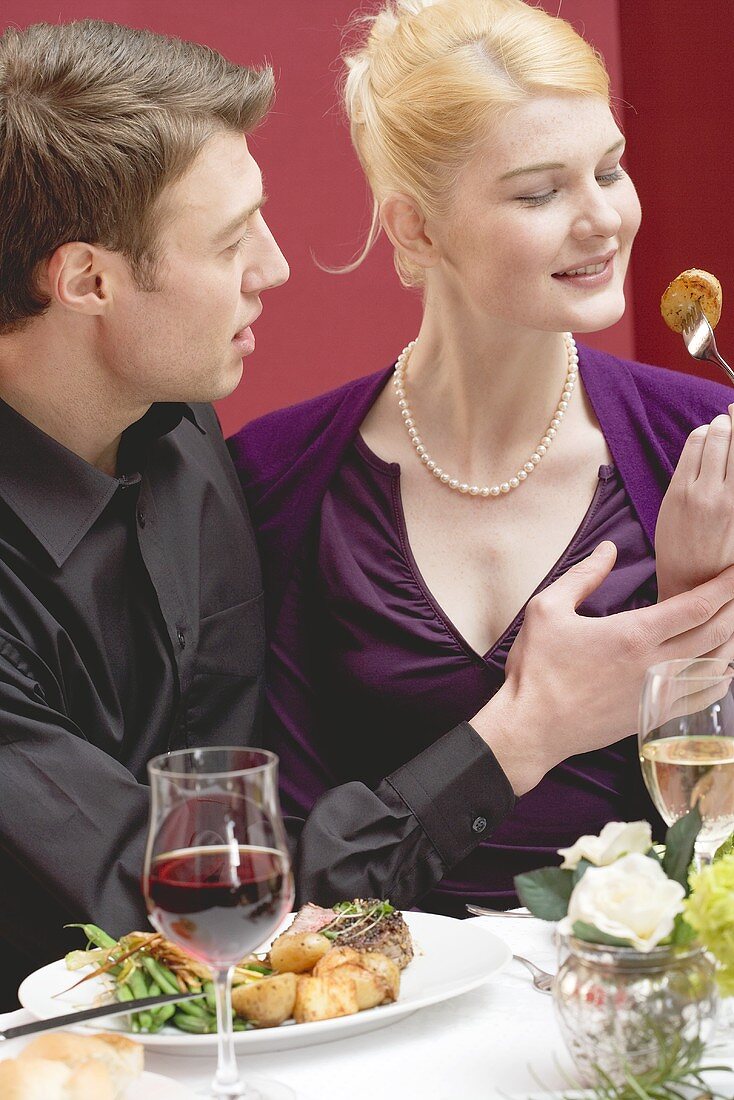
[379,193,438,271]
[42,242,114,316]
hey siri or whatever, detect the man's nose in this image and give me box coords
[250,218,289,292]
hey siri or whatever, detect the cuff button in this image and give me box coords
[472,816,487,834]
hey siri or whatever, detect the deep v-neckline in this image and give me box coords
[354,431,613,663]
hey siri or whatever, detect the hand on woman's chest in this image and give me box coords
[397,464,604,655]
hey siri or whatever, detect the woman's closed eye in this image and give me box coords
[517,166,627,207]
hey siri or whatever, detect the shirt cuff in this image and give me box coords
[384,721,517,869]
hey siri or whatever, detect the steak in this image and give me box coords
[338,905,413,970]
[285,903,337,936]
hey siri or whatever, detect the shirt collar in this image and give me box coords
[0,400,204,567]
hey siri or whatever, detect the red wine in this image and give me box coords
[148,845,292,967]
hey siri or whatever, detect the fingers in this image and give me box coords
[663,595,734,661]
[698,413,732,485]
[536,541,617,611]
[673,424,708,485]
[641,563,734,644]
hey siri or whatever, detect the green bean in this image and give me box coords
[233,1018,254,1031]
[148,1003,177,1033]
[142,956,179,995]
[126,968,153,1030]
[65,923,117,950]
[174,994,209,1019]
[173,1010,217,1034]
[203,981,217,1014]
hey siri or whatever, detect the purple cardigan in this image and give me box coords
[231,346,731,629]
[228,346,731,907]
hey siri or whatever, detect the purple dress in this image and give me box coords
[314,439,656,911]
[230,346,732,914]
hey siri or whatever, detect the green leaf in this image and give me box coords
[662,806,701,894]
[571,921,634,948]
[670,913,697,946]
[572,858,594,886]
[514,866,574,920]
[714,830,734,861]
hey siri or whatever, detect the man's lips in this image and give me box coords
[232,309,261,355]
[232,324,256,355]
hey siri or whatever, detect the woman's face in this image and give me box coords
[427,94,641,334]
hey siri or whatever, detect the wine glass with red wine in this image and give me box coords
[144,748,295,1100]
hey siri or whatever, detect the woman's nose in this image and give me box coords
[571,188,623,241]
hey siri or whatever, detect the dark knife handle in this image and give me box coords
[0,990,202,1042]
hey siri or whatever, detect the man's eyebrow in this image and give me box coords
[214,192,268,241]
[499,139,626,181]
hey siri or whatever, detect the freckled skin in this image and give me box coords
[428,94,641,336]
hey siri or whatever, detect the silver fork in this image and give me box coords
[513,954,554,994]
[682,304,734,386]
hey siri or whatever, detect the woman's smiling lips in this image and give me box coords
[552,250,617,289]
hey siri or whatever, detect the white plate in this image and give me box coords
[18,912,510,1056]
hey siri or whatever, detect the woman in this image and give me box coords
[231,0,734,915]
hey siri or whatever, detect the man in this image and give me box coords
[2,18,734,1010]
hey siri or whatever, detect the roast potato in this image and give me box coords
[293,973,359,1023]
[325,963,390,1011]
[231,972,298,1028]
[358,952,401,1002]
[312,946,361,976]
[660,268,722,333]
[269,931,332,974]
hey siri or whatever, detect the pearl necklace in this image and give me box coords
[393,333,579,497]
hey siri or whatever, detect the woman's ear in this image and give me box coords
[42,242,114,316]
[379,193,438,271]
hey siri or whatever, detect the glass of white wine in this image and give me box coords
[639,658,734,868]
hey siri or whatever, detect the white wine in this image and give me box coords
[640,735,734,846]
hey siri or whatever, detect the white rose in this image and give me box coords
[558,821,653,870]
[558,852,685,951]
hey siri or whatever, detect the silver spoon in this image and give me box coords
[513,954,554,994]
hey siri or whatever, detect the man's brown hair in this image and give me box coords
[0,20,274,333]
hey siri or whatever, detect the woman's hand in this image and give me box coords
[656,407,734,601]
[469,541,734,795]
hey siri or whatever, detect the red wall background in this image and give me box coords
[2,1,732,434]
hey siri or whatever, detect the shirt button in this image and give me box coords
[137,510,146,528]
[472,816,487,834]
[177,629,186,650]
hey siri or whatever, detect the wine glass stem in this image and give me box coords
[212,966,251,1099]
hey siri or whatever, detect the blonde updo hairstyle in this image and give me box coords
[342,0,610,286]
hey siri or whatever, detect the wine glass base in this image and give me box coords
[197,1075,296,1100]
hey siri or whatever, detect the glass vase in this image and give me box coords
[553,938,718,1087]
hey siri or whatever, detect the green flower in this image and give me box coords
[684,853,734,995]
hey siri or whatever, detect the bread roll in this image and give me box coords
[19,1032,143,1098]
[0,1056,114,1100]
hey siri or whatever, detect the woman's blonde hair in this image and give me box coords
[342,0,610,286]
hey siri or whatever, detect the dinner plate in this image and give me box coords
[18,911,511,1056]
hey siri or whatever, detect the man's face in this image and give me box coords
[102,131,289,405]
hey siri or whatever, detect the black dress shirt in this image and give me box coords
[0,396,514,1010]
[0,398,264,1007]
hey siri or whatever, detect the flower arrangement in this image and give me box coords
[514,810,703,953]
[684,854,734,994]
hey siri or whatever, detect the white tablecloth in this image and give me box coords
[2,916,733,1099]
